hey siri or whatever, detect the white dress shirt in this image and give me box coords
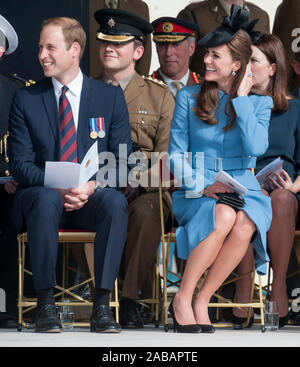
[52,69,83,131]
[159,69,190,97]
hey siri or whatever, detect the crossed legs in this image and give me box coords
[173,204,256,325]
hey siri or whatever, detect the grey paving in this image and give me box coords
[0,323,299,348]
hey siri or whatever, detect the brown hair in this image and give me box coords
[254,34,289,111]
[194,30,252,131]
[42,17,86,59]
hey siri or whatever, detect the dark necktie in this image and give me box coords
[59,86,78,162]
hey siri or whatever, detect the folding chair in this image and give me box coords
[17,230,119,331]
[136,248,161,328]
[265,229,300,311]
[64,221,162,327]
[158,158,267,332]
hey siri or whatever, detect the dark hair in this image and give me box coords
[194,29,252,131]
[254,33,289,111]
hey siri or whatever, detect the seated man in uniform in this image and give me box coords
[0,14,25,328]
[151,17,201,98]
[8,16,132,333]
[94,9,175,328]
[89,0,152,77]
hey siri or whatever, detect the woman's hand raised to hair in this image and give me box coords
[237,63,254,97]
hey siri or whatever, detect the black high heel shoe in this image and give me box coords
[198,323,215,333]
[168,299,201,333]
[279,314,289,329]
[231,313,254,330]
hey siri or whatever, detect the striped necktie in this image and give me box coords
[59,86,78,162]
[172,81,182,97]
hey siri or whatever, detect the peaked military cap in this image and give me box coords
[94,8,153,43]
[0,14,18,55]
[198,5,259,48]
[152,17,200,43]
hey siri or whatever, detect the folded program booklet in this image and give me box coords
[44,142,98,189]
[215,170,248,196]
[256,157,283,189]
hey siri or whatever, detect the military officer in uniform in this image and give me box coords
[151,17,201,99]
[177,0,270,77]
[89,0,151,78]
[94,8,175,328]
[0,14,24,328]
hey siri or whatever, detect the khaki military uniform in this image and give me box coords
[97,72,175,299]
[177,0,270,77]
[89,0,152,78]
[273,0,300,90]
[151,68,201,100]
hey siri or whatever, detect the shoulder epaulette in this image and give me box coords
[151,71,158,79]
[10,73,36,87]
[142,75,168,88]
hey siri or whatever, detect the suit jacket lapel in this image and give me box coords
[41,79,61,158]
[77,74,93,162]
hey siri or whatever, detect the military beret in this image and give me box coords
[198,5,259,48]
[94,9,153,44]
[0,14,18,55]
[152,17,200,43]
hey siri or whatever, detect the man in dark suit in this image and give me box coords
[8,17,132,333]
[89,0,151,77]
[177,0,270,76]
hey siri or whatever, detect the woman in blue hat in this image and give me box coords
[167,6,273,333]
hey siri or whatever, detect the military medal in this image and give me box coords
[97,117,105,138]
[89,118,98,139]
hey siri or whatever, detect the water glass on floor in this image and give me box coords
[264,301,279,331]
[58,300,74,330]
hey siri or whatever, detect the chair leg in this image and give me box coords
[161,239,169,331]
[155,248,160,327]
[114,279,119,323]
[258,275,266,332]
[17,235,24,331]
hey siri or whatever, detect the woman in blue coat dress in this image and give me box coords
[233,34,300,328]
[167,6,273,332]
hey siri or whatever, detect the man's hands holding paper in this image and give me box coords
[57,181,96,212]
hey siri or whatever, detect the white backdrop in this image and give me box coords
[145,0,282,72]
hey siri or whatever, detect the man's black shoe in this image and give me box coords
[0,312,18,329]
[90,304,121,333]
[119,297,144,329]
[35,303,62,333]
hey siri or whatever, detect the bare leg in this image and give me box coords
[193,210,256,324]
[173,204,236,325]
[268,189,298,317]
